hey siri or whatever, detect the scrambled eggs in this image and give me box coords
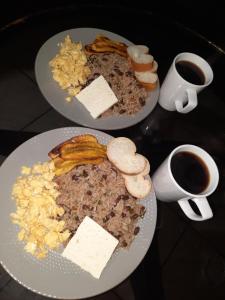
[49,35,91,102]
[11,161,70,259]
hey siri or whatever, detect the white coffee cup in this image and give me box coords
[152,145,219,221]
[158,52,213,113]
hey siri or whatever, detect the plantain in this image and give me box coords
[60,141,106,154]
[70,134,98,144]
[54,158,79,169]
[48,134,98,158]
[94,35,127,49]
[55,157,104,176]
[49,134,107,176]
[60,147,107,161]
[84,35,128,57]
[55,162,78,176]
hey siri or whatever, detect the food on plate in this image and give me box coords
[76,75,119,119]
[139,155,151,176]
[122,166,152,199]
[60,145,106,160]
[86,53,148,117]
[127,45,154,72]
[107,137,146,174]
[107,138,151,198]
[123,174,151,199]
[127,45,158,90]
[48,134,98,159]
[11,161,70,259]
[49,134,107,176]
[11,134,150,268]
[50,134,149,249]
[54,157,145,249]
[135,71,158,91]
[49,35,91,101]
[85,34,128,57]
[49,33,159,118]
[62,216,118,279]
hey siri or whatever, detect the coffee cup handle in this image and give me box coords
[175,88,198,113]
[178,197,213,221]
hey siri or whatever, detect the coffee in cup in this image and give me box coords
[171,151,209,194]
[175,60,206,85]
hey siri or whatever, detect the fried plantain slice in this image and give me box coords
[70,134,98,144]
[48,134,98,158]
[91,43,127,55]
[60,147,107,161]
[49,134,107,176]
[54,158,79,169]
[60,141,106,154]
[55,157,104,176]
[52,156,65,167]
[94,35,127,49]
[84,35,128,57]
[85,46,127,57]
[55,162,78,176]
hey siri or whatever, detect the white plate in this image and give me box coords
[35,28,160,130]
[0,127,157,299]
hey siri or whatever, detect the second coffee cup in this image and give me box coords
[158,52,213,113]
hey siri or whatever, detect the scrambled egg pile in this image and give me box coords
[49,35,91,102]
[11,161,70,259]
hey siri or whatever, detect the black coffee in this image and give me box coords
[171,151,210,194]
[176,60,205,85]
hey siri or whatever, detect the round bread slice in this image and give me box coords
[139,155,150,176]
[135,71,158,83]
[151,60,158,73]
[130,53,153,65]
[124,174,151,198]
[135,71,158,91]
[107,137,146,175]
[127,45,153,72]
[121,155,150,178]
[127,45,149,58]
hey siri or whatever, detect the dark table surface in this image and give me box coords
[0,2,225,300]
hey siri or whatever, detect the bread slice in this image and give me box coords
[139,155,150,176]
[130,53,153,65]
[48,134,98,159]
[121,155,151,198]
[127,45,149,58]
[127,45,153,72]
[107,137,146,175]
[135,71,158,83]
[135,71,158,91]
[123,174,151,198]
[151,60,158,73]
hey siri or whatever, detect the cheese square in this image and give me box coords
[62,216,119,279]
[76,75,118,118]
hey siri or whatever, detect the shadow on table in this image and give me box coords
[130,226,165,300]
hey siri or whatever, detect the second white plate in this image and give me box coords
[0,127,157,299]
[35,27,160,130]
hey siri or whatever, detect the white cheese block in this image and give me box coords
[62,216,119,279]
[76,75,119,119]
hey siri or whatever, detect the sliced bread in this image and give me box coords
[107,137,146,175]
[122,155,151,198]
[123,174,151,198]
